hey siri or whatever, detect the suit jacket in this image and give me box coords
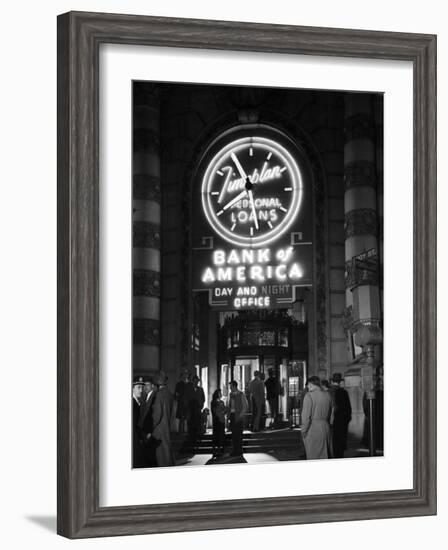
[139,389,157,438]
[185,384,205,416]
[152,386,174,441]
[228,390,248,421]
[249,378,265,402]
[133,397,141,439]
[151,386,175,467]
[132,397,144,467]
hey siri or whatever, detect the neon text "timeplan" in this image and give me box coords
[218,162,283,202]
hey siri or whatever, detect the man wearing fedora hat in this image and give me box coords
[139,376,158,467]
[150,371,175,467]
[330,373,352,458]
[301,376,333,460]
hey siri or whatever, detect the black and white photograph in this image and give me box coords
[131,82,384,469]
[1,0,440,545]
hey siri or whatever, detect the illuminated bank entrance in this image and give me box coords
[190,124,314,428]
[190,292,309,428]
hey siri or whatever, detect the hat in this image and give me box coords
[142,375,154,385]
[133,376,144,387]
[153,371,167,386]
[332,373,343,383]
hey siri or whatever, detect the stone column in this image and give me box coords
[132,84,161,377]
[343,93,383,445]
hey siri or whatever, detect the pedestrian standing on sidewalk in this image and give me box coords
[249,370,265,432]
[185,375,205,450]
[265,369,281,429]
[301,376,333,460]
[211,389,228,457]
[151,372,175,467]
[330,373,352,458]
[228,380,248,457]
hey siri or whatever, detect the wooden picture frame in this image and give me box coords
[57,11,437,538]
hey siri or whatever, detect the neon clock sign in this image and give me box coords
[201,135,303,247]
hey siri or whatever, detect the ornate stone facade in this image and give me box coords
[344,208,378,239]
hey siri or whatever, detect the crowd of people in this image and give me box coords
[132,368,353,468]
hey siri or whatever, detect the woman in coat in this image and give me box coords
[301,376,333,460]
[211,389,228,457]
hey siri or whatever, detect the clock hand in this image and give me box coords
[220,189,247,212]
[248,189,259,230]
[230,152,247,181]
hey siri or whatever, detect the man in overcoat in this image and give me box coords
[330,373,352,458]
[249,370,265,432]
[139,376,158,467]
[185,374,205,448]
[132,376,145,468]
[151,371,175,467]
[228,380,248,457]
[301,376,334,460]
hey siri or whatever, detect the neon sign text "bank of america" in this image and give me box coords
[201,247,303,284]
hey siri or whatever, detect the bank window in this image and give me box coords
[258,330,275,346]
[232,330,240,347]
[237,330,256,347]
[278,328,289,347]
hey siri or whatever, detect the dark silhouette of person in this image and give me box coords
[139,376,158,467]
[151,372,175,467]
[174,371,189,433]
[249,371,265,432]
[132,376,145,468]
[228,380,248,457]
[265,369,280,429]
[211,389,228,456]
[330,373,352,458]
[185,375,205,449]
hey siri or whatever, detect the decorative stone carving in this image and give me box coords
[344,160,376,189]
[133,221,161,249]
[353,319,382,348]
[133,269,160,297]
[341,305,354,332]
[344,208,378,239]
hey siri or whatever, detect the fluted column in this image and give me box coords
[343,93,383,444]
[133,84,161,377]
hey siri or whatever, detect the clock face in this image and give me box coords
[201,135,303,247]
